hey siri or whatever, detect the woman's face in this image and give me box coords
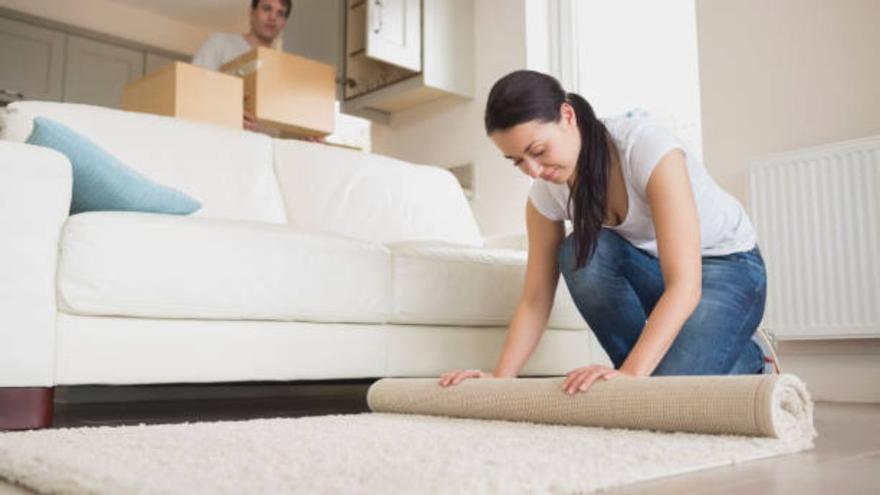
[490,103,581,185]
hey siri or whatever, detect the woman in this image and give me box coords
[439,70,776,395]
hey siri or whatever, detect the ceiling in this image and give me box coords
[108,0,249,30]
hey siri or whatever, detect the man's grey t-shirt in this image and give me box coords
[192,33,252,71]
[528,116,756,257]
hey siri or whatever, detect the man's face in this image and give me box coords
[250,0,288,43]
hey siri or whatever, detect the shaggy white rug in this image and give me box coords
[0,411,813,495]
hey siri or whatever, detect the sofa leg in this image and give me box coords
[0,387,54,430]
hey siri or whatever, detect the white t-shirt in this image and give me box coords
[528,116,756,257]
[192,33,253,71]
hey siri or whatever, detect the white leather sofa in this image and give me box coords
[0,101,600,430]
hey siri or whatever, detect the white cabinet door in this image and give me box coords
[63,35,144,109]
[0,16,65,102]
[366,0,421,71]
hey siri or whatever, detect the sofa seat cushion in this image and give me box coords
[388,242,585,330]
[57,212,391,323]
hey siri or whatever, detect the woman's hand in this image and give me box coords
[438,369,494,387]
[561,364,621,394]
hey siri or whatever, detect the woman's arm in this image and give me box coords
[492,199,565,377]
[439,199,563,386]
[619,148,702,376]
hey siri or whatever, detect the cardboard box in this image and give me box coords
[121,62,244,130]
[221,47,336,138]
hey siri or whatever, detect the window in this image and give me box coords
[565,0,703,159]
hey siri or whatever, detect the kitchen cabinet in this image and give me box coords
[342,0,473,122]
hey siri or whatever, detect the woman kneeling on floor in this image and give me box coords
[440,70,777,394]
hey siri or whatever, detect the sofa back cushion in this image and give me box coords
[1,101,287,224]
[273,139,483,246]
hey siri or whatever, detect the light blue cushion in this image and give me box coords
[25,117,202,215]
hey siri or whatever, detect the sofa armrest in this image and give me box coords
[483,232,528,251]
[0,142,71,387]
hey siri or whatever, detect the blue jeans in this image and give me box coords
[558,229,767,375]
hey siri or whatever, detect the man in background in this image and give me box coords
[192,0,291,130]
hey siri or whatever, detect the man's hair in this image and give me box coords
[251,0,292,19]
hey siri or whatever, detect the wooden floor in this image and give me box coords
[0,382,877,494]
[607,401,880,495]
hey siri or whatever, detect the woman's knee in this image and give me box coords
[652,286,767,376]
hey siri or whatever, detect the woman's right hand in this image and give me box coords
[438,369,494,387]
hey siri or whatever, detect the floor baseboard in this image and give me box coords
[778,339,880,403]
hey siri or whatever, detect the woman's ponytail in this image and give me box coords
[566,92,610,269]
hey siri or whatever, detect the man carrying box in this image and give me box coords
[192,0,291,130]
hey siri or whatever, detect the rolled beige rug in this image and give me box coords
[367,374,816,442]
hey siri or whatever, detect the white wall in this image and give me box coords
[696,0,880,203]
[0,0,241,55]
[697,0,880,402]
[779,339,880,403]
[372,0,538,236]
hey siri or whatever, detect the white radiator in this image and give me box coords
[748,136,880,340]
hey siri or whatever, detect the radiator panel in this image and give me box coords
[748,136,880,339]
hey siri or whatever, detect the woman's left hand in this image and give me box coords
[561,364,621,394]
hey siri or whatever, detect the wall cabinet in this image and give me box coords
[365,0,421,72]
[0,16,65,104]
[0,12,186,109]
[342,0,473,122]
[63,35,145,108]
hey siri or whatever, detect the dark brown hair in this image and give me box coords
[484,70,610,269]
